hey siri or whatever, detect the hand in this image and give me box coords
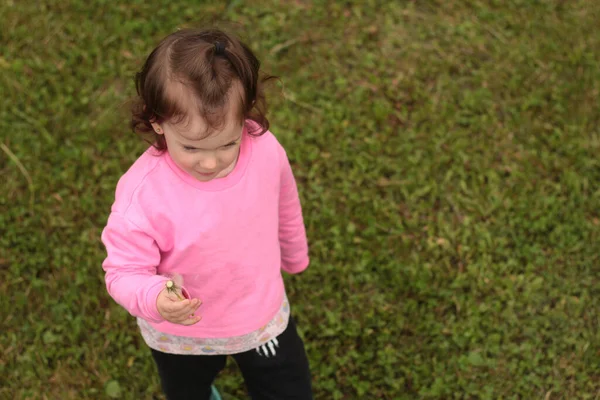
[156,287,202,326]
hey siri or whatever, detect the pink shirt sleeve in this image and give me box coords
[101,212,168,322]
[278,145,310,274]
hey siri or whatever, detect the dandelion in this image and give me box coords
[165,279,184,301]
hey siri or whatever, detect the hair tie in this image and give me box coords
[214,41,225,55]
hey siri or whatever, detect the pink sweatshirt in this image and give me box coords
[101,126,309,338]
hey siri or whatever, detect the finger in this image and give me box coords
[164,298,191,314]
[167,290,186,302]
[163,293,182,304]
[188,302,202,318]
[168,303,201,323]
[166,312,200,325]
[181,299,202,318]
[178,315,202,326]
[169,299,200,319]
[190,300,202,315]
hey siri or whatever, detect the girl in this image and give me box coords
[101,28,313,400]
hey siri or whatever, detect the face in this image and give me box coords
[152,110,243,182]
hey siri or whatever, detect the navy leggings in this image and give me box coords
[150,317,313,400]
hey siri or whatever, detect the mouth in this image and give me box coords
[197,171,216,177]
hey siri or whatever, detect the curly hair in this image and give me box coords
[131,28,277,151]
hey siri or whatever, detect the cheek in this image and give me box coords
[188,154,204,167]
[223,149,239,165]
[172,150,196,167]
[222,152,235,164]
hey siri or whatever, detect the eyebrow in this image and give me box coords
[180,135,242,150]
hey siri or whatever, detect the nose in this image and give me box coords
[199,155,217,171]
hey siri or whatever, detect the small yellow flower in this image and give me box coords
[165,280,184,300]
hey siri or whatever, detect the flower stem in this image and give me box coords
[166,280,184,301]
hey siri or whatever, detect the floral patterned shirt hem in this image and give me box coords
[137,295,290,355]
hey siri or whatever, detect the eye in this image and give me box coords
[223,142,238,148]
[183,146,197,151]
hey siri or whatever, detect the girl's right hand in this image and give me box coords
[156,288,202,325]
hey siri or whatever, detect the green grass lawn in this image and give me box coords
[2,1,599,398]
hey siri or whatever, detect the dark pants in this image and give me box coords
[150,317,313,400]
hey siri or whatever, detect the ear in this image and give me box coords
[150,122,164,135]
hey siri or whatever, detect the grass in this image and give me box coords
[1,0,600,398]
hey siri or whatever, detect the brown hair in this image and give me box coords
[131,28,277,151]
